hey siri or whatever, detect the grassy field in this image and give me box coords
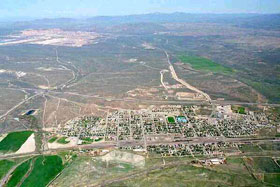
[21,155,63,187]
[0,160,15,179]
[241,78,280,103]
[81,137,94,143]
[179,55,233,74]
[225,157,244,164]
[231,106,247,115]
[243,156,280,186]
[237,107,246,114]
[252,157,280,173]
[81,137,103,144]
[167,117,175,123]
[52,156,138,186]
[6,155,64,187]
[57,137,70,144]
[272,107,280,114]
[239,144,262,153]
[48,137,58,143]
[6,159,32,187]
[259,143,280,151]
[110,164,262,187]
[52,154,264,187]
[0,131,33,153]
[214,157,252,177]
[264,174,280,185]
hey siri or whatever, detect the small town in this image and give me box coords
[52,104,277,157]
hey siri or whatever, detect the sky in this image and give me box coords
[0,0,279,20]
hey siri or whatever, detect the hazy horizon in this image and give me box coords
[0,0,279,21]
[1,12,280,23]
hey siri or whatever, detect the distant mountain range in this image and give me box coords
[4,12,280,31]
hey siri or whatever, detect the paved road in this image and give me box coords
[160,70,168,90]
[1,137,279,160]
[118,136,280,147]
[0,141,116,159]
[1,88,279,123]
[48,90,280,107]
[3,87,280,111]
[164,50,212,101]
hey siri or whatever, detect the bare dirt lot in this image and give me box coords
[15,133,36,154]
[0,29,100,47]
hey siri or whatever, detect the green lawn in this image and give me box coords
[81,137,94,144]
[57,137,70,144]
[21,155,64,187]
[237,107,246,114]
[95,138,103,142]
[0,131,33,153]
[6,159,32,187]
[231,106,246,115]
[179,55,233,74]
[0,160,15,179]
[167,117,175,124]
[48,137,58,143]
[81,137,94,142]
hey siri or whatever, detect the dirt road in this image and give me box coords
[164,50,211,101]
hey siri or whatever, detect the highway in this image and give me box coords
[1,137,279,160]
[48,90,280,107]
[1,85,279,123]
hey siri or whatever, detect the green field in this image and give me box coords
[231,106,246,115]
[241,78,280,104]
[167,117,175,123]
[264,174,280,185]
[0,160,15,179]
[48,137,58,143]
[52,154,267,187]
[237,107,246,114]
[252,157,280,173]
[21,155,64,187]
[244,156,280,185]
[6,155,64,187]
[225,157,244,164]
[0,131,33,153]
[239,144,262,153]
[95,138,103,142]
[81,137,94,142]
[52,156,140,186]
[6,159,32,187]
[179,55,233,74]
[259,143,280,151]
[110,164,261,187]
[81,137,103,144]
[57,137,70,144]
